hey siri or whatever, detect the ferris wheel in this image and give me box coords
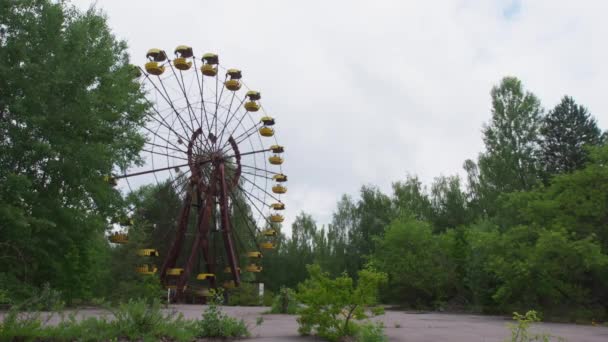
[106,45,287,300]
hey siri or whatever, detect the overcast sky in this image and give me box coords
[73,0,608,232]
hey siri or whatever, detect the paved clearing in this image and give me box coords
[3,305,608,341]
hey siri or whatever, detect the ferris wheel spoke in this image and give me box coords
[140,67,196,138]
[240,169,273,180]
[235,184,277,228]
[192,58,212,135]
[142,125,185,154]
[228,123,263,151]
[145,141,187,155]
[168,62,203,132]
[239,173,282,203]
[113,162,191,179]
[231,163,280,175]
[142,148,189,161]
[144,104,190,144]
[236,183,271,208]
[225,148,272,159]
[216,94,244,147]
[212,73,227,147]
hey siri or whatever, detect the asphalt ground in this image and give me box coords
[3,305,607,341]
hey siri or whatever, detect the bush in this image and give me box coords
[505,310,564,342]
[356,321,388,342]
[296,264,387,342]
[14,282,65,312]
[270,287,298,314]
[193,289,250,338]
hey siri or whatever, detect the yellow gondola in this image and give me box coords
[270,214,284,223]
[137,249,159,257]
[270,145,284,153]
[248,251,263,258]
[273,174,287,182]
[269,155,283,165]
[145,61,165,75]
[146,48,167,62]
[259,126,274,137]
[166,268,184,276]
[225,79,241,91]
[272,185,287,194]
[260,242,275,250]
[260,116,275,126]
[196,273,215,280]
[226,68,242,79]
[136,265,158,275]
[225,68,242,91]
[201,53,218,76]
[246,264,262,273]
[271,202,285,210]
[108,233,128,244]
[223,281,236,289]
[173,57,192,71]
[174,45,193,58]
[263,229,277,237]
[246,90,261,101]
[244,101,260,112]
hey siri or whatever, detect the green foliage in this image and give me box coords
[0,0,146,304]
[296,264,387,341]
[540,96,602,176]
[227,282,261,306]
[356,321,388,342]
[193,289,250,338]
[19,282,65,311]
[505,310,564,342]
[0,298,196,341]
[270,287,298,314]
[0,296,251,341]
[371,216,457,307]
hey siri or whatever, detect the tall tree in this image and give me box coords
[476,77,542,215]
[539,96,602,176]
[348,186,393,275]
[428,175,469,232]
[0,0,146,300]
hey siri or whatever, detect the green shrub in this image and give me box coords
[356,321,388,342]
[0,289,11,307]
[505,310,564,342]
[13,282,65,312]
[193,289,250,338]
[296,264,387,342]
[270,287,298,314]
[0,309,46,340]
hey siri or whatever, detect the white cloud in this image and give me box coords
[72,0,608,231]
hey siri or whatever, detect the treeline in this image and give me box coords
[262,77,608,321]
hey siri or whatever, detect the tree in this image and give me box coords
[296,264,387,341]
[391,175,431,221]
[370,216,457,306]
[476,76,543,215]
[429,175,470,232]
[0,0,146,301]
[540,96,602,176]
[348,186,393,276]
